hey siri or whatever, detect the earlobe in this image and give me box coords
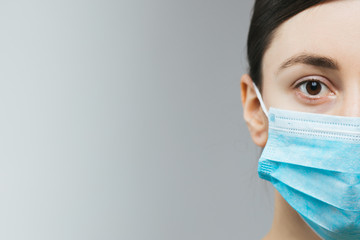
[240,74,268,147]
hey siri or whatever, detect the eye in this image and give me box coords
[296,79,332,98]
[305,81,321,95]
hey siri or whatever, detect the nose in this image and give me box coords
[340,87,360,117]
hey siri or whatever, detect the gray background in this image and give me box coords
[0,0,273,239]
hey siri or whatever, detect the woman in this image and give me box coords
[241,1,360,239]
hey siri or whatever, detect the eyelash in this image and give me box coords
[293,77,335,103]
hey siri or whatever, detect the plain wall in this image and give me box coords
[0,0,273,239]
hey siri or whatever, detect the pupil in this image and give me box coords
[306,81,321,95]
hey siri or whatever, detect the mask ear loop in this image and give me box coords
[252,82,269,118]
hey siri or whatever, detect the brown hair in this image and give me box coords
[247,0,326,90]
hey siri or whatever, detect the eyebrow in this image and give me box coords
[278,54,340,72]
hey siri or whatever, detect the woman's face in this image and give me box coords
[263,0,360,115]
[242,0,360,147]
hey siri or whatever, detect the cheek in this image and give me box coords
[262,83,337,113]
[262,79,294,110]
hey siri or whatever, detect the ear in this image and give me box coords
[240,74,268,147]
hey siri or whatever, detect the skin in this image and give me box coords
[241,0,360,239]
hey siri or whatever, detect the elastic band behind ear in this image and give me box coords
[252,82,268,118]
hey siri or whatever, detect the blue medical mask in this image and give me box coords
[253,83,360,240]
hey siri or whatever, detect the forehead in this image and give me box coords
[262,0,360,75]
